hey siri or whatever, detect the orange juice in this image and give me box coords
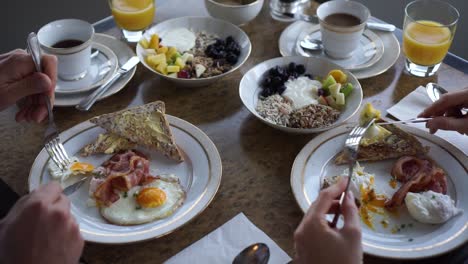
[403,20,452,66]
[111,0,155,31]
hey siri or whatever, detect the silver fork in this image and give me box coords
[27,32,72,171]
[330,118,375,228]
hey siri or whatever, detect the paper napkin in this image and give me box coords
[386,86,468,155]
[164,213,292,264]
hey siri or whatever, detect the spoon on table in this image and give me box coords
[233,243,270,264]
[425,83,468,112]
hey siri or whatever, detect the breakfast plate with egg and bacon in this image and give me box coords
[29,101,222,244]
[291,103,467,259]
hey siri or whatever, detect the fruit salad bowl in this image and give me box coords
[137,16,252,87]
[239,56,363,134]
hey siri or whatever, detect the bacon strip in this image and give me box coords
[93,150,155,206]
[385,156,448,210]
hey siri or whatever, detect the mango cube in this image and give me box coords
[149,34,160,49]
[167,65,180,73]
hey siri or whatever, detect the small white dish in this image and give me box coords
[54,33,136,107]
[239,56,363,134]
[137,16,251,88]
[296,25,384,71]
[279,20,400,79]
[55,42,118,94]
[204,0,264,26]
[29,115,222,244]
[290,124,468,259]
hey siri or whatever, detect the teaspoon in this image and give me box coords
[233,243,270,264]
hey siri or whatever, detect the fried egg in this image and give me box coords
[100,174,185,225]
[405,191,462,224]
[48,156,95,182]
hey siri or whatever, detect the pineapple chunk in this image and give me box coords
[335,92,345,105]
[139,38,149,49]
[149,34,160,49]
[175,57,185,68]
[146,54,166,67]
[167,65,180,73]
[165,47,177,60]
[157,46,168,54]
[168,73,178,78]
[155,61,167,75]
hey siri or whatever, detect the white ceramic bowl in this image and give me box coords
[137,16,251,88]
[239,56,363,134]
[204,0,264,26]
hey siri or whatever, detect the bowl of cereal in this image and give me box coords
[239,56,363,133]
[137,16,251,87]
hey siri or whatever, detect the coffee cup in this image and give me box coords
[37,19,94,81]
[317,1,370,59]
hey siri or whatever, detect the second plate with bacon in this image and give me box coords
[291,104,468,259]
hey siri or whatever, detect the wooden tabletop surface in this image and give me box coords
[0,0,467,263]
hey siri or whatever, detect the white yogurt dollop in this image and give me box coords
[282,77,321,110]
[160,28,196,53]
[405,191,462,224]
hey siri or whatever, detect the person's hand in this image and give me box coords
[418,88,468,135]
[0,182,84,264]
[294,178,362,264]
[0,49,57,123]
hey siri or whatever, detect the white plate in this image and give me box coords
[290,125,468,259]
[55,42,118,94]
[54,33,137,107]
[279,21,400,79]
[239,56,363,134]
[137,16,251,88]
[296,26,384,71]
[28,115,222,244]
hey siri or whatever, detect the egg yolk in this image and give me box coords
[136,187,166,208]
[70,162,94,172]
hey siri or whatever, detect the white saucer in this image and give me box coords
[55,42,118,94]
[279,20,401,79]
[296,25,384,71]
[54,33,137,107]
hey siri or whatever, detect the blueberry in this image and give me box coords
[290,72,299,79]
[226,36,235,44]
[304,73,313,79]
[317,88,325,97]
[272,76,282,86]
[226,53,238,64]
[277,85,286,94]
[217,50,227,59]
[262,77,272,87]
[295,64,306,74]
[215,39,225,46]
[288,62,296,73]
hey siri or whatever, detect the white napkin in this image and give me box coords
[386,86,468,155]
[164,213,292,264]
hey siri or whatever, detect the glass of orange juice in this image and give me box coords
[402,0,459,77]
[109,0,155,42]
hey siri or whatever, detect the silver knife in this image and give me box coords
[63,177,88,196]
[280,12,396,32]
[76,56,139,111]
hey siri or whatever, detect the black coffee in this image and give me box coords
[52,39,84,48]
[324,13,361,27]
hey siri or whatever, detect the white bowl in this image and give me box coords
[239,56,363,134]
[204,0,264,26]
[137,16,251,88]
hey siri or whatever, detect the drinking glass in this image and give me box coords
[402,0,459,77]
[108,0,155,42]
